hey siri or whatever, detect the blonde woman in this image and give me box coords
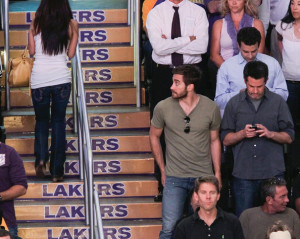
[210,0,265,68]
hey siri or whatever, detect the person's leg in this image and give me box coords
[31,87,51,177]
[8,226,22,239]
[233,177,258,217]
[50,83,71,180]
[159,176,189,239]
[150,63,173,116]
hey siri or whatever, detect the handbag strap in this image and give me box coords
[22,46,28,59]
[0,53,2,77]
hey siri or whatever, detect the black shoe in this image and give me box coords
[154,191,163,202]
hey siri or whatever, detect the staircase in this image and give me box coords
[0,0,162,238]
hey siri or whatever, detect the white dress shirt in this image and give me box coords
[146,0,209,65]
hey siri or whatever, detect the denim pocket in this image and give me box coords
[31,88,45,103]
[56,83,71,100]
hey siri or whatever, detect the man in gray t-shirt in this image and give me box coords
[239,178,300,239]
[149,65,221,239]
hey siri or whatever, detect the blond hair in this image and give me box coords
[220,0,258,18]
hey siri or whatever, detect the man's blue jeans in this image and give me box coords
[233,174,284,217]
[159,176,195,239]
[8,226,21,239]
[31,83,71,178]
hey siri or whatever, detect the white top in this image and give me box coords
[30,33,71,89]
[220,18,235,61]
[220,18,254,61]
[146,0,209,65]
[276,21,300,81]
[259,0,289,35]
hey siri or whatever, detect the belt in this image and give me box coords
[287,80,300,84]
[156,63,200,69]
[156,64,176,69]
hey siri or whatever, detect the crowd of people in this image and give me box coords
[144,0,300,238]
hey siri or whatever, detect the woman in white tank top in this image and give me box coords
[28,0,78,182]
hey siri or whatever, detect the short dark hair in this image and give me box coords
[243,61,268,82]
[172,65,202,92]
[0,229,12,239]
[194,176,220,194]
[261,177,287,202]
[237,27,261,47]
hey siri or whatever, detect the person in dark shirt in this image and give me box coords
[0,143,27,239]
[221,61,294,217]
[174,176,244,239]
[293,173,300,216]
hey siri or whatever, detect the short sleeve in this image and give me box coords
[210,104,221,130]
[8,148,28,189]
[220,98,236,141]
[151,101,165,129]
[275,21,283,35]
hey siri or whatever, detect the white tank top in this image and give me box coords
[30,33,71,89]
[220,18,254,60]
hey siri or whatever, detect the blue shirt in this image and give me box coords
[221,88,294,180]
[215,52,288,116]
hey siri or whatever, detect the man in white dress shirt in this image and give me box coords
[146,0,209,114]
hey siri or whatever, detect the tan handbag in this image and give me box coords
[8,46,34,87]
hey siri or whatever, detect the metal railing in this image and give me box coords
[128,0,141,107]
[71,46,104,239]
[1,0,10,110]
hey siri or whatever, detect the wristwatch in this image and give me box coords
[0,194,2,202]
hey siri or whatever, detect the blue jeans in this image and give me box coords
[31,83,71,178]
[286,81,300,127]
[159,176,195,239]
[233,174,284,217]
[8,226,21,239]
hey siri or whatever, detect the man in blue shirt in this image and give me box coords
[215,27,288,116]
[221,61,294,217]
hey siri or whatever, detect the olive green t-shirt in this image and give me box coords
[151,95,221,178]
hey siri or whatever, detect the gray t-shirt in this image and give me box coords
[151,95,221,178]
[239,206,300,239]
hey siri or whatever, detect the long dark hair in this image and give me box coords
[34,0,73,55]
[281,0,295,30]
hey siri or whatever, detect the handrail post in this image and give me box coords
[94,190,105,239]
[127,0,131,26]
[133,0,141,107]
[130,0,134,46]
[72,58,78,134]
[4,0,10,110]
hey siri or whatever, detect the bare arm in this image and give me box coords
[28,21,35,55]
[149,125,166,186]
[254,19,265,53]
[210,20,224,68]
[256,124,293,144]
[210,129,222,188]
[223,124,257,146]
[67,19,79,59]
[0,185,27,201]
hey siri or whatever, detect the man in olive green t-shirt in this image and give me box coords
[149,65,221,239]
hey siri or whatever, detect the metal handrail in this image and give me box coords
[133,0,141,107]
[71,45,103,239]
[128,0,141,107]
[1,0,10,110]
